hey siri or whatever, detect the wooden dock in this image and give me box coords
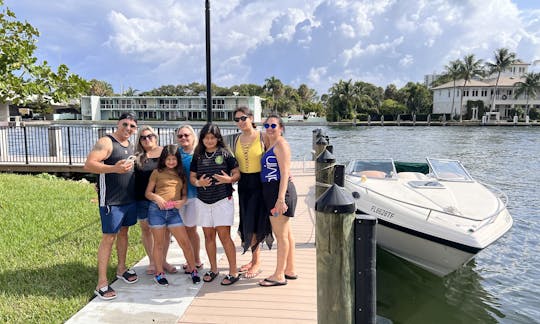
[179,161,317,323]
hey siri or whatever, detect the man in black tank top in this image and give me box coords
[84,112,139,300]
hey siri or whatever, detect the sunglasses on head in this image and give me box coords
[177,134,190,139]
[263,123,278,129]
[122,122,138,129]
[233,115,249,122]
[140,134,155,141]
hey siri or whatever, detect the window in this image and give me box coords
[481,90,487,96]
[463,90,469,97]
[472,90,478,96]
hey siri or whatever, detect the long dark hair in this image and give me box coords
[157,144,186,181]
[194,123,230,157]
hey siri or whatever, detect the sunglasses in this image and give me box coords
[140,134,156,141]
[264,123,278,129]
[234,115,249,122]
[122,122,138,129]
[177,134,190,139]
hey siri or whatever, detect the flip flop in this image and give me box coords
[284,274,298,280]
[164,264,178,274]
[259,278,287,287]
[238,263,252,273]
[221,274,240,286]
[146,265,156,275]
[203,271,219,282]
[94,285,117,300]
[243,269,262,279]
[116,269,138,284]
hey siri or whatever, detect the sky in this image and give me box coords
[4,0,540,96]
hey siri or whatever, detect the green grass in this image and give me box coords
[0,173,145,323]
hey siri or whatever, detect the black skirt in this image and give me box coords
[237,172,274,253]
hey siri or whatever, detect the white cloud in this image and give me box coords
[4,0,540,95]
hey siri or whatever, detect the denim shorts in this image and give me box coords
[136,200,151,221]
[99,202,138,234]
[147,201,184,228]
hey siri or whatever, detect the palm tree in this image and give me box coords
[514,72,540,116]
[263,76,284,113]
[485,48,516,112]
[443,59,462,118]
[327,79,356,121]
[458,54,484,122]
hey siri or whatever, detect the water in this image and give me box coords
[285,125,540,324]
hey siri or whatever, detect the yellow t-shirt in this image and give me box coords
[235,131,264,173]
[149,169,184,201]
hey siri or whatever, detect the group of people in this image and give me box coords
[84,108,298,301]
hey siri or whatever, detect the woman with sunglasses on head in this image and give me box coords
[176,125,204,272]
[134,126,177,275]
[232,107,273,279]
[259,115,298,287]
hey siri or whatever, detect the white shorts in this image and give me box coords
[196,197,234,228]
[179,198,199,227]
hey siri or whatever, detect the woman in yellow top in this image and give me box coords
[233,107,273,278]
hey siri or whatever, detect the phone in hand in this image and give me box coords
[124,155,136,165]
[271,208,279,217]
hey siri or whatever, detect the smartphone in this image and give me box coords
[125,155,136,164]
[271,208,279,217]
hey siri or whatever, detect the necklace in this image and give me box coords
[205,150,217,159]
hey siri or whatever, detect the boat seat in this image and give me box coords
[397,172,429,180]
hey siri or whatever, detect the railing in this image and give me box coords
[0,125,239,167]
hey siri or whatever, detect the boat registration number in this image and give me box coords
[370,205,395,218]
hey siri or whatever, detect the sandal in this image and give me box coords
[202,271,219,282]
[284,274,298,280]
[221,274,240,286]
[116,269,138,284]
[94,285,117,300]
[183,263,203,270]
[164,264,178,274]
[146,265,156,275]
[238,263,252,273]
[259,278,287,287]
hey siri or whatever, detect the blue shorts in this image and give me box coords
[136,200,151,221]
[99,202,138,234]
[148,202,184,228]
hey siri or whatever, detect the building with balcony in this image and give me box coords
[80,95,263,122]
[432,61,539,121]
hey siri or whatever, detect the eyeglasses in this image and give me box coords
[140,134,156,141]
[233,115,249,122]
[122,122,138,129]
[264,123,278,129]
[177,134,190,139]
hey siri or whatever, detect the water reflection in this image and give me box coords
[376,248,501,324]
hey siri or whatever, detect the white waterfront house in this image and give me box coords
[432,61,539,121]
[80,95,263,122]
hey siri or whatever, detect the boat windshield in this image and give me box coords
[345,159,396,178]
[427,158,473,181]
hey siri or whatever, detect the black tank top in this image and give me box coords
[98,135,135,206]
[134,157,159,201]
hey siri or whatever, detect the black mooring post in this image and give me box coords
[205,0,212,123]
[355,214,377,324]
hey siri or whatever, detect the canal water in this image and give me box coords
[285,125,539,324]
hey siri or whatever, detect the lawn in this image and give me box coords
[0,173,145,323]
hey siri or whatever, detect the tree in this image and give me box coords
[458,54,484,121]
[380,99,407,120]
[326,79,356,121]
[442,59,462,118]
[88,79,114,96]
[384,84,399,101]
[122,86,139,96]
[397,82,432,115]
[485,48,516,112]
[514,72,540,116]
[263,76,284,113]
[0,1,89,120]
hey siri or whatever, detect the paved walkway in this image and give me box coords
[67,161,317,324]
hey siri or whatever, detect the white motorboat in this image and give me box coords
[344,158,513,276]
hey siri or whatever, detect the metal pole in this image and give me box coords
[205,0,212,123]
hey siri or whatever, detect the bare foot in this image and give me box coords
[239,262,252,273]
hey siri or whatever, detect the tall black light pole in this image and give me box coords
[205,0,212,123]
